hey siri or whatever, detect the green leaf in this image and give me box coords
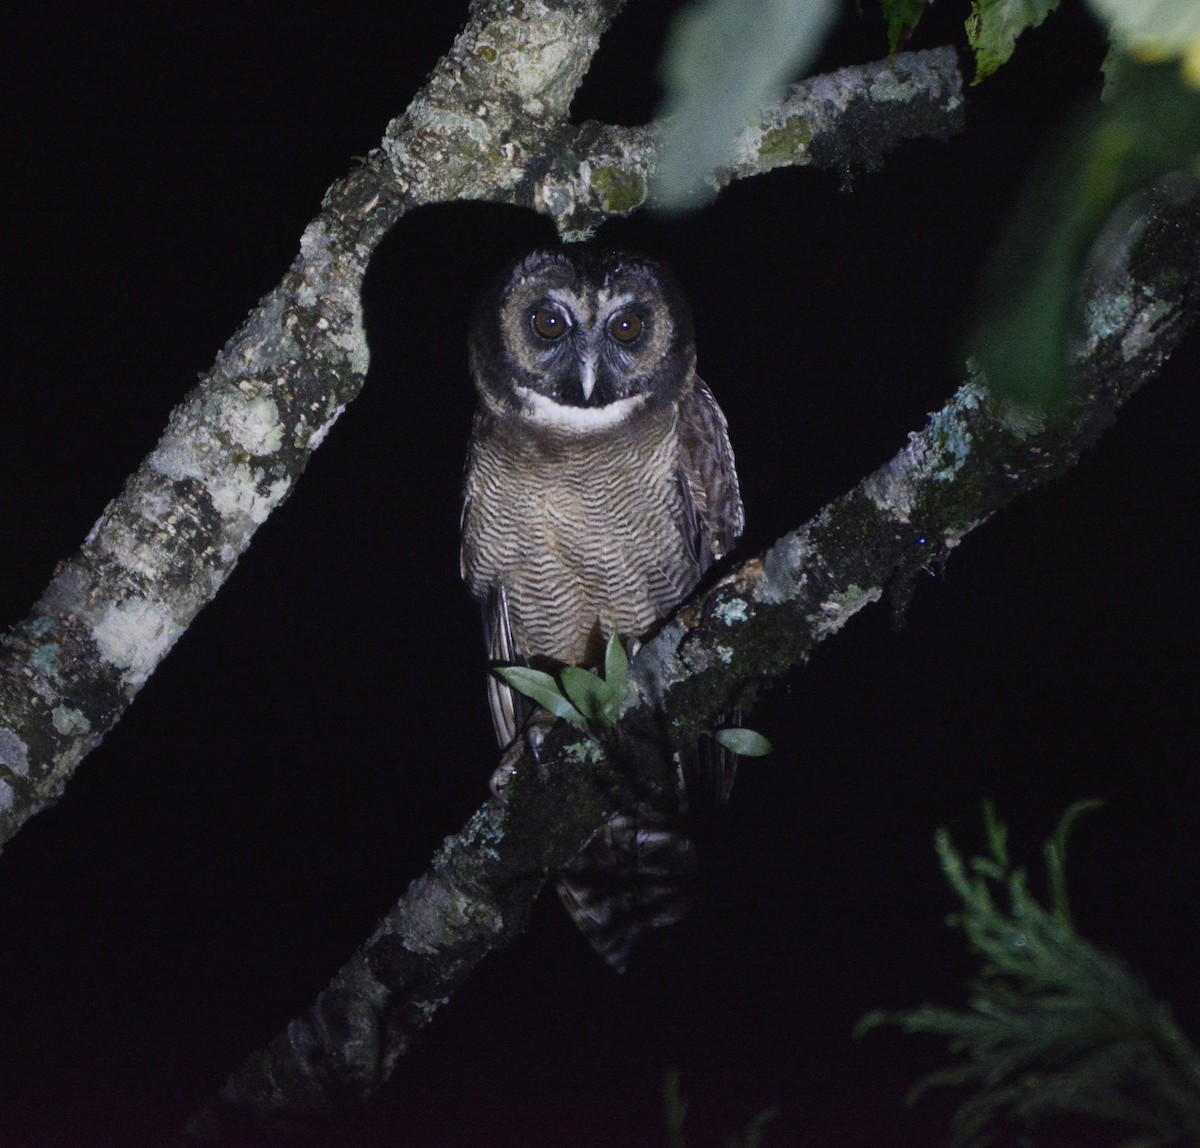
[603,631,629,700]
[981,798,1008,869]
[730,1105,781,1148]
[492,666,586,725]
[559,666,616,725]
[713,728,774,757]
[1045,798,1104,926]
[663,1068,688,1148]
[1087,0,1200,59]
[966,0,1061,83]
[654,0,840,210]
[969,61,1200,408]
[880,0,928,53]
[495,638,634,734]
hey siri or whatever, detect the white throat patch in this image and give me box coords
[516,386,647,432]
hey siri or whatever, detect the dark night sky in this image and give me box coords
[2,4,1198,1147]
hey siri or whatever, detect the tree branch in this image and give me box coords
[385,43,964,239]
[0,3,962,852]
[176,179,1200,1143]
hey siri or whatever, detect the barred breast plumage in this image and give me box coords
[462,403,698,672]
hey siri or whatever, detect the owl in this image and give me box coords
[461,248,743,970]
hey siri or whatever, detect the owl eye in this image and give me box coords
[531,306,568,340]
[608,311,643,344]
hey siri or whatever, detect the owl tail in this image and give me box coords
[554,730,738,971]
[554,806,699,973]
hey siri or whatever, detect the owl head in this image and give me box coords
[469,249,697,433]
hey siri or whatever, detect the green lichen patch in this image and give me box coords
[927,403,975,481]
[31,643,61,679]
[563,737,606,766]
[590,165,646,214]
[713,597,749,626]
[758,119,813,169]
[51,706,90,736]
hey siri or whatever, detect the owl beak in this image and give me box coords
[579,353,597,402]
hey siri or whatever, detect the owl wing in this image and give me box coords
[673,377,745,811]
[461,419,526,751]
[675,377,744,571]
[461,545,529,751]
[482,584,526,750]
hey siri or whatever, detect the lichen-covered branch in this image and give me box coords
[630,178,1200,752]
[0,0,618,852]
[729,48,963,185]
[176,181,1198,1144]
[0,162,394,850]
[384,43,964,239]
[0,0,963,851]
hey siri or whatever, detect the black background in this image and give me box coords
[2,3,1198,1146]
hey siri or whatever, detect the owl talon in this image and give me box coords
[489,756,518,801]
[525,721,546,764]
[490,719,549,800]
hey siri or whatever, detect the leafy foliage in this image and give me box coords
[969,57,1200,410]
[493,632,629,729]
[951,0,1200,411]
[879,0,930,53]
[663,1068,780,1148]
[488,665,586,723]
[654,0,839,210]
[965,0,1062,83]
[712,727,774,757]
[495,636,773,755]
[860,802,1200,1146]
[1088,0,1200,68]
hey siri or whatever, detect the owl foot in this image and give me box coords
[489,746,520,800]
[489,720,548,801]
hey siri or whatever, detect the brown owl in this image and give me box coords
[461,248,743,969]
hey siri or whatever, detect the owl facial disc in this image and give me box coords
[469,249,696,434]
